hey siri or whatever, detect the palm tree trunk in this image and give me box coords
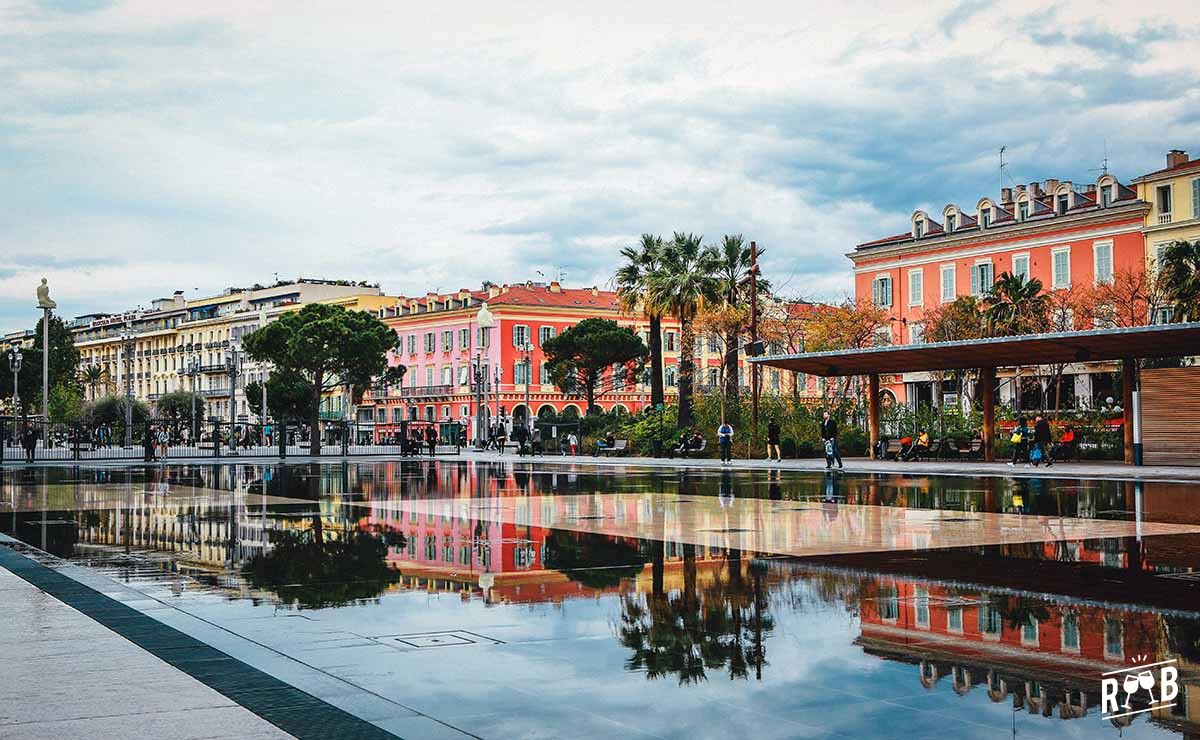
[723,329,739,413]
[648,314,664,407]
[309,371,323,456]
[678,316,696,428]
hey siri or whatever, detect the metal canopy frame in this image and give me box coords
[750,322,1200,465]
[748,322,1200,377]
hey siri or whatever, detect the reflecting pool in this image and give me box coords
[3,461,1200,738]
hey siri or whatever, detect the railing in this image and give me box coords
[1158,212,1173,225]
[398,384,457,398]
[200,387,231,398]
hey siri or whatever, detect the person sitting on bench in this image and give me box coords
[1051,428,1076,462]
[596,431,616,454]
[903,430,930,461]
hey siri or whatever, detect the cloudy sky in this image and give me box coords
[1,0,1197,330]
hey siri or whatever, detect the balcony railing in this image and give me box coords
[1159,212,1173,225]
[200,387,231,398]
[397,384,457,398]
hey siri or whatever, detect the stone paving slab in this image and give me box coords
[0,567,296,740]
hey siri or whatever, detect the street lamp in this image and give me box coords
[520,342,534,435]
[187,357,200,445]
[474,302,495,449]
[120,325,134,447]
[7,349,22,416]
[226,343,241,454]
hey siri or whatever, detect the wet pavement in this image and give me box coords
[3,460,1200,738]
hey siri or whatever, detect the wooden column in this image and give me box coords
[1123,358,1135,465]
[981,367,996,462]
[868,373,880,460]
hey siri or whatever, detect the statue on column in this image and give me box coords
[36,278,56,310]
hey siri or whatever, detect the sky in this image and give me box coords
[1,0,1198,331]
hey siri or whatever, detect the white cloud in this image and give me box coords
[1,0,1198,328]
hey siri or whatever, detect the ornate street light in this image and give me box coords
[7,348,22,415]
[474,302,495,449]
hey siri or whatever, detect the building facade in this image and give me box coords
[360,281,816,440]
[851,170,1149,408]
[68,279,385,422]
[1133,149,1200,317]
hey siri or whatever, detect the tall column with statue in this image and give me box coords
[36,278,56,422]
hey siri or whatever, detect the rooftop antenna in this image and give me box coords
[999,146,1018,189]
[1089,139,1110,176]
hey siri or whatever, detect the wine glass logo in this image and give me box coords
[1121,669,1158,709]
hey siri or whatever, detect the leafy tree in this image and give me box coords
[242,304,402,454]
[920,295,985,342]
[244,369,321,423]
[0,315,81,415]
[1160,239,1200,322]
[646,232,721,428]
[1076,268,1168,329]
[48,383,84,422]
[542,318,648,414]
[154,390,206,434]
[803,298,890,351]
[983,272,1049,336]
[84,394,150,427]
[614,234,666,408]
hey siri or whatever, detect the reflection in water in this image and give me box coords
[242,518,402,609]
[5,461,1200,736]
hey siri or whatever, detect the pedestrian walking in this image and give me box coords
[496,424,508,455]
[567,431,578,456]
[424,425,438,457]
[717,420,734,464]
[21,424,38,463]
[766,417,782,461]
[1008,417,1030,466]
[820,411,843,469]
[1032,415,1052,467]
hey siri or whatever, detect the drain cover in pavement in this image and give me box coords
[374,630,504,649]
[698,528,758,534]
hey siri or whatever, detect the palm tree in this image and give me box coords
[983,272,1050,337]
[614,234,666,408]
[80,364,108,401]
[1160,239,1200,322]
[711,235,771,417]
[646,232,720,428]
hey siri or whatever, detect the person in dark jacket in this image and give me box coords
[424,425,438,457]
[820,411,843,469]
[766,418,782,462]
[1032,415,1053,467]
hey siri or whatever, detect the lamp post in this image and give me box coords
[520,342,533,435]
[7,349,21,415]
[474,303,495,449]
[226,343,241,455]
[121,325,134,448]
[187,357,200,445]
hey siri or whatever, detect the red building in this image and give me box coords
[850,173,1148,407]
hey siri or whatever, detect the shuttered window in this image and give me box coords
[1193,178,1200,218]
[940,265,956,302]
[871,276,892,307]
[1052,247,1071,289]
[1093,242,1113,285]
[907,269,923,306]
[970,262,993,296]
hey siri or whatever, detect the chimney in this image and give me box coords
[549,281,562,293]
[1015,184,1026,194]
[591,286,599,297]
[1044,178,1059,193]
[1085,183,1096,194]
[1029,182,1042,197]
[488,284,501,299]
[1168,149,1189,168]
[1000,187,1013,204]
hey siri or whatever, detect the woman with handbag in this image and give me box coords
[1007,417,1029,466]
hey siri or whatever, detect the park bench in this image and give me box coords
[882,439,904,460]
[672,439,706,458]
[597,439,628,456]
[954,438,983,460]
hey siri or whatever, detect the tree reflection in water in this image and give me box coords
[542,530,647,589]
[618,544,773,684]
[242,515,402,609]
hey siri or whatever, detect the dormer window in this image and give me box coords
[946,214,956,232]
[980,208,991,227]
[1018,201,1029,221]
[1101,185,1113,207]
[914,220,925,238]
[1056,194,1069,215]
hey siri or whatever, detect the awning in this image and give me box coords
[750,322,1200,377]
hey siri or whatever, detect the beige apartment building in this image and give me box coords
[70,279,387,422]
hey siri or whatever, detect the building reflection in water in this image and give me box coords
[4,461,1200,735]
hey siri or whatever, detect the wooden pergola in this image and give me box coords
[750,322,1200,464]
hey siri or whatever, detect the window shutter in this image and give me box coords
[872,279,881,306]
[970,266,979,296]
[1193,178,1200,218]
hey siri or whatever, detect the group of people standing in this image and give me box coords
[1008,415,1075,467]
